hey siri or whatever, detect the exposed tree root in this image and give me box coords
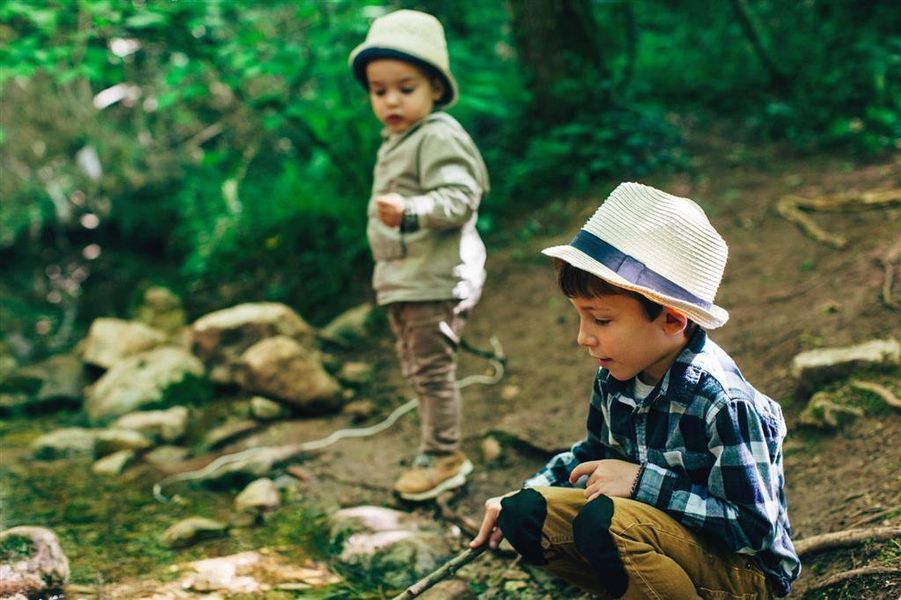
[776,199,847,248]
[807,565,900,594]
[878,240,901,310]
[851,380,901,410]
[795,525,901,557]
[785,189,901,211]
[882,260,900,310]
[777,188,901,249]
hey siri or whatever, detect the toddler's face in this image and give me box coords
[366,59,442,134]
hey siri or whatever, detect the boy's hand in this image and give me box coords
[375,193,405,227]
[570,459,641,502]
[470,491,517,550]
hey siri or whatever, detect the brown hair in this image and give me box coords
[553,258,664,321]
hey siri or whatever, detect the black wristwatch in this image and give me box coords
[400,205,420,233]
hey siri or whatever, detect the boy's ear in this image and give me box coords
[662,308,689,335]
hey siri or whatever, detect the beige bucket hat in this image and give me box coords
[349,9,458,108]
[542,182,730,329]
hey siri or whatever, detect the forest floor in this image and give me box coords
[2,128,899,599]
[284,127,900,598]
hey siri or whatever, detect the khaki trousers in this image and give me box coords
[498,487,773,599]
[387,301,467,455]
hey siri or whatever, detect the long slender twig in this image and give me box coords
[391,546,488,599]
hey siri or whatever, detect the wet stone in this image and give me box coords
[159,517,228,548]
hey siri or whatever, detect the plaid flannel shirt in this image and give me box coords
[524,328,801,596]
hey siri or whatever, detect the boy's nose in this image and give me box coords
[576,324,597,348]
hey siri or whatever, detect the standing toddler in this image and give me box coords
[349,9,489,501]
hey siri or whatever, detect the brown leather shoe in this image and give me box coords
[394,451,473,501]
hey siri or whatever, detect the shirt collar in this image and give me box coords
[380,111,442,142]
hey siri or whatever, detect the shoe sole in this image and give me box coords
[398,460,474,502]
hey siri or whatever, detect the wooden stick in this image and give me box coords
[807,565,900,594]
[794,525,901,557]
[391,545,488,599]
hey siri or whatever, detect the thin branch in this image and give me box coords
[391,546,488,599]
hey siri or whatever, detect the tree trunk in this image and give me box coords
[508,0,611,128]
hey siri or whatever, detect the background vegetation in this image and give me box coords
[1,0,898,360]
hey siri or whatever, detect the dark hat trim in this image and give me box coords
[351,47,454,106]
[570,229,712,309]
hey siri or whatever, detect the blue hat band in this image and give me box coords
[570,230,712,310]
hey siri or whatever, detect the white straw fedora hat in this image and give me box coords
[542,182,730,329]
[349,9,458,108]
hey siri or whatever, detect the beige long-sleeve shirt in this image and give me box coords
[368,112,489,307]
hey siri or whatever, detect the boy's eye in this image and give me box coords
[593,318,610,326]
[400,86,415,94]
[371,88,385,96]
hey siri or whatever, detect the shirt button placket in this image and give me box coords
[632,402,648,463]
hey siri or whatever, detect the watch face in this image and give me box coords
[401,210,419,233]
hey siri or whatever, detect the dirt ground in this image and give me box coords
[267,135,900,598]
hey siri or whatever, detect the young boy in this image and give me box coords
[349,10,489,501]
[471,183,801,598]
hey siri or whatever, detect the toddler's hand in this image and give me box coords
[570,459,641,502]
[375,193,405,228]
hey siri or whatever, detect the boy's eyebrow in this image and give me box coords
[570,298,613,313]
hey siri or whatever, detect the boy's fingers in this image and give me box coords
[471,511,497,548]
[489,528,505,548]
[569,462,591,483]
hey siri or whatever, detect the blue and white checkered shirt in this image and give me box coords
[524,328,801,596]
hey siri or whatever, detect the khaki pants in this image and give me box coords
[387,301,468,455]
[498,487,773,599]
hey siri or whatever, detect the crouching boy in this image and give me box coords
[471,183,801,598]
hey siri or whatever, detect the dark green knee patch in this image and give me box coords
[572,495,629,598]
[498,488,548,565]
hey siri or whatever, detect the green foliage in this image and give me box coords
[623,0,900,151]
[0,0,897,346]
[503,106,685,203]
